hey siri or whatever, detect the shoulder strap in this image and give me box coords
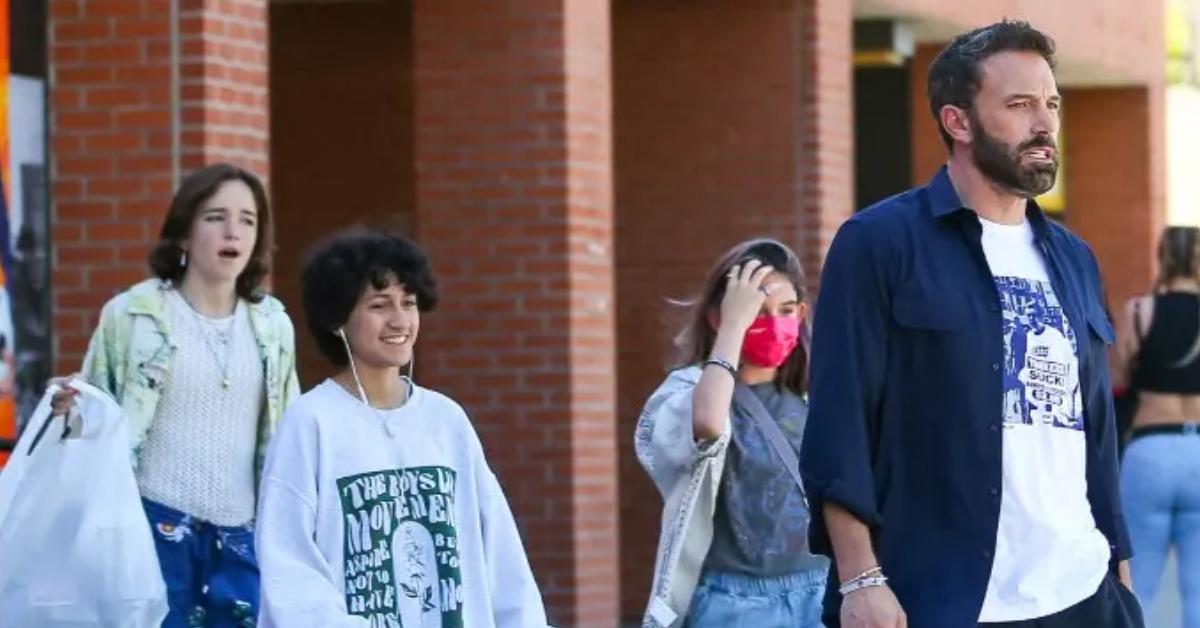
[1171,297,1200,368]
[732,384,808,508]
[1132,298,1147,347]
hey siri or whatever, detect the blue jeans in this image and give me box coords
[1121,433,1200,628]
[685,568,827,628]
[143,499,259,628]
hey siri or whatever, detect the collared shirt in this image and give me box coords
[81,279,301,485]
[799,167,1130,628]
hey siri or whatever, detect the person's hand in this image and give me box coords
[1118,560,1134,591]
[47,374,82,418]
[841,585,907,628]
[718,259,775,335]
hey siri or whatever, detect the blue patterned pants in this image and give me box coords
[143,499,259,628]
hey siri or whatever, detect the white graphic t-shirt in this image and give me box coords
[977,217,1110,622]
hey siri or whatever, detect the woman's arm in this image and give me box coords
[1111,296,1150,391]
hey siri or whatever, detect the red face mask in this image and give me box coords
[741,315,800,368]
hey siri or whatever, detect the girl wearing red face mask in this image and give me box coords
[635,239,828,628]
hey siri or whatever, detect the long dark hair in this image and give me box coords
[1156,226,1200,292]
[672,238,809,395]
[147,163,272,302]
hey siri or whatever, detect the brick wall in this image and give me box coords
[873,0,1161,86]
[269,0,414,386]
[49,0,269,371]
[612,0,852,619]
[798,0,855,276]
[44,2,1165,625]
[1062,87,1165,310]
[411,2,618,625]
[179,0,269,174]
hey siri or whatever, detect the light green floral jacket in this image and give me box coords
[81,279,300,481]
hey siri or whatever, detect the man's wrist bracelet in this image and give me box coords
[839,565,882,586]
[839,574,888,596]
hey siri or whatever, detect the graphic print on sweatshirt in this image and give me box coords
[996,276,1083,431]
[339,466,462,628]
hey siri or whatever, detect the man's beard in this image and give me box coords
[969,110,1058,198]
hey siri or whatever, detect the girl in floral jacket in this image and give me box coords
[52,163,299,627]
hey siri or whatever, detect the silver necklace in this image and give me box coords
[174,290,237,390]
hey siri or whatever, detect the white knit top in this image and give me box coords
[135,290,264,526]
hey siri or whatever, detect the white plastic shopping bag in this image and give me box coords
[0,379,168,628]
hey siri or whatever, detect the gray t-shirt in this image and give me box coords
[704,382,829,576]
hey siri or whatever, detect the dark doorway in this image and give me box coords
[854,65,911,210]
[270,0,415,388]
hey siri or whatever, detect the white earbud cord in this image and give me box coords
[337,328,414,412]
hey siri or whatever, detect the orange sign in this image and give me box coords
[0,0,12,467]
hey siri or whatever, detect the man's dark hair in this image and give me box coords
[927,20,1057,149]
[301,227,439,367]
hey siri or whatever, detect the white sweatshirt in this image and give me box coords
[256,380,550,628]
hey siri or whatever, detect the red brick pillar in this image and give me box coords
[1062,86,1166,309]
[612,0,852,620]
[411,3,618,626]
[49,0,269,370]
[799,0,855,275]
[910,43,946,185]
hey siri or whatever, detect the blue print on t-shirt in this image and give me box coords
[996,276,1083,431]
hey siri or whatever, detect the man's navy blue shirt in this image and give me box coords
[800,167,1131,628]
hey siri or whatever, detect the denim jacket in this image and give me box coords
[81,279,300,483]
[634,366,732,627]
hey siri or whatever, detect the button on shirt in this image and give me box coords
[974,216,1110,621]
[798,167,1130,628]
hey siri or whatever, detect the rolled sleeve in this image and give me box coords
[635,367,730,497]
[801,220,891,556]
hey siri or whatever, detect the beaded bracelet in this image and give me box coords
[703,357,738,380]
